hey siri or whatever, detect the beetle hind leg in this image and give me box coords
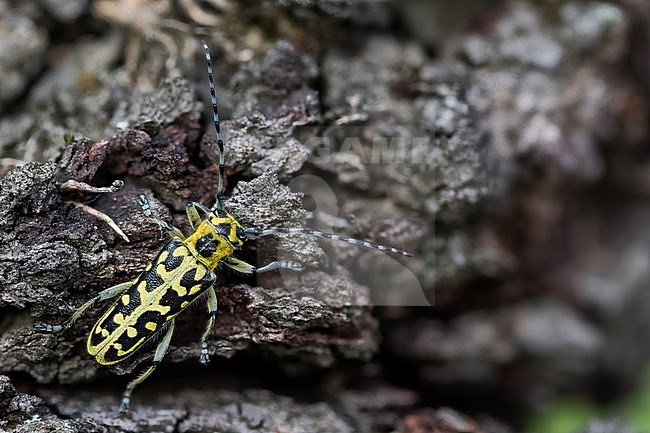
[35,281,132,333]
[120,319,176,414]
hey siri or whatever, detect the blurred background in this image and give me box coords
[2,0,650,432]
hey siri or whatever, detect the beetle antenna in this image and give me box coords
[244,227,412,257]
[201,40,226,211]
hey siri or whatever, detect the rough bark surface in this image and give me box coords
[1,0,649,432]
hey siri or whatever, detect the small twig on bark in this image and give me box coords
[68,200,131,243]
[59,179,125,194]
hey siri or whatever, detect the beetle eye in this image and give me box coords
[236,227,246,241]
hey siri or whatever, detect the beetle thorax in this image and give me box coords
[185,220,234,269]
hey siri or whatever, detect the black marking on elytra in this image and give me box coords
[117,284,141,316]
[103,345,120,363]
[163,246,185,272]
[102,310,165,363]
[154,266,215,316]
[131,239,186,291]
[112,332,143,356]
[144,269,165,294]
[159,289,185,314]
[89,324,108,347]
[164,238,183,253]
[179,267,199,293]
[136,310,163,325]
[140,239,189,292]
[130,310,166,343]
[196,235,217,257]
[178,267,216,297]
[91,301,123,337]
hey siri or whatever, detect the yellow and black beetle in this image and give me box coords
[36,40,412,413]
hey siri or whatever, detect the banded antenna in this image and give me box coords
[244,227,412,257]
[201,40,411,258]
[201,40,226,211]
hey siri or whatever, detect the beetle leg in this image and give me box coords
[120,319,176,414]
[222,256,304,274]
[185,202,204,230]
[35,281,133,333]
[138,194,185,239]
[221,256,255,273]
[199,286,218,364]
[256,260,304,273]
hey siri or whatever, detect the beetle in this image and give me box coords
[36,40,412,413]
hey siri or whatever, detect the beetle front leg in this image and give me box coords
[138,195,186,240]
[185,201,216,230]
[185,202,204,230]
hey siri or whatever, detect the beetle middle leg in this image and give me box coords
[222,256,304,274]
[185,201,217,230]
[199,286,218,364]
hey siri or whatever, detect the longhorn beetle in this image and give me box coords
[35,40,412,413]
